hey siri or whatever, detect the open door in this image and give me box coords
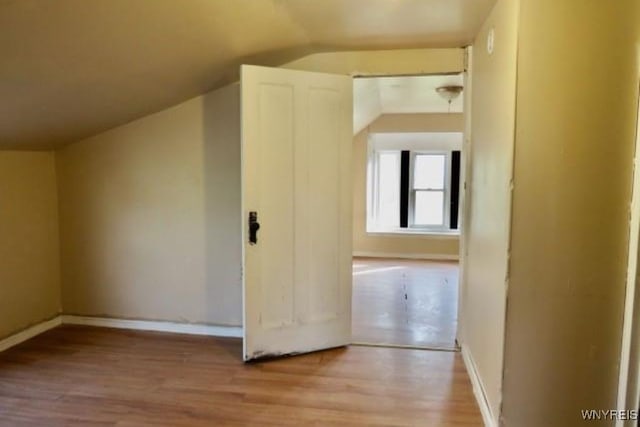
[241,65,353,361]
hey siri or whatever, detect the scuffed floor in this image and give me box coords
[352,257,459,349]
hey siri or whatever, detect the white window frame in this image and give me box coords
[371,150,401,230]
[408,151,451,232]
[365,132,462,236]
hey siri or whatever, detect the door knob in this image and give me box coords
[249,211,260,245]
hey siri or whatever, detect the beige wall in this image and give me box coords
[56,84,242,326]
[501,1,640,425]
[459,0,519,423]
[52,49,464,328]
[369,113,464,134]
[352,113,463,259]
[625,100,640,423]
[0,152,61,338]
[284,48,464,76]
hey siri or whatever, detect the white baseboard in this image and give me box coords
[0,316,62,353]
[461,344,497,427]
[353,251,459,261]
[61,315,243,338]
[0,315,243,354]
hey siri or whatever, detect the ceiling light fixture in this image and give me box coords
[436,85,464,112]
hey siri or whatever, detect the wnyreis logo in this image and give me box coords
[581,410,639,421]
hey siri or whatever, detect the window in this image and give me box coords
[368,147,461,234]
[374,151,401,228]
[412,153,447,227]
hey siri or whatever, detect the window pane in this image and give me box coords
[413,154,445,190]
[377,152,400,228]
[414,191,444,225]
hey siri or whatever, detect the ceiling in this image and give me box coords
[353,74,464,134]
[377,74,464,114]
[0,0,495,149]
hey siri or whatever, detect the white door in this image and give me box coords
[241,65,353,361]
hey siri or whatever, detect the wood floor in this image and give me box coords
[0,326,481,426]
[352,258,459,349]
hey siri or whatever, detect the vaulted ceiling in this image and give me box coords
[0,0,496,149]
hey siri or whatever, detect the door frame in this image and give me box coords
[348,60,471,347]
[616,80,640,426]
[244,49,468,351]
[457,46,473,346]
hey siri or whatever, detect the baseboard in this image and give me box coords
[0,316,62,353]
[461,344,497,427]
[61,315,243,338]
[0,315,243,354]
[353,251,459,261]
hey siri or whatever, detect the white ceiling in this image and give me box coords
[0,0,494,149]
[377,74,465,114]
[353,74,464,134]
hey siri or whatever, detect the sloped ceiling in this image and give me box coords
[354,78,383,136]
[0,0,496,149]
[354,74,465,134]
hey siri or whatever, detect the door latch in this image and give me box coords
[249,211,260,245]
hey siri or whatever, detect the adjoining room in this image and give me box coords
[351,75,464,350]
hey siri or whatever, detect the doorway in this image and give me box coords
[350,74,466,350]
[239,50,471,361]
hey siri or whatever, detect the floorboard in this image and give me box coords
[352,258,459,349]
[0,326,481,426]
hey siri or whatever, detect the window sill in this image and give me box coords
[366,229,460,239]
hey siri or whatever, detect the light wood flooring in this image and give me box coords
[352,258,459,349]
[0,325,481,426]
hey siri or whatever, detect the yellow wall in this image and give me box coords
[0,152,61,338]
[283,48,464,76]
[352,113,463,259]
[56,84,243,326]
[460,0,519,422]
[501,1,640,425]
